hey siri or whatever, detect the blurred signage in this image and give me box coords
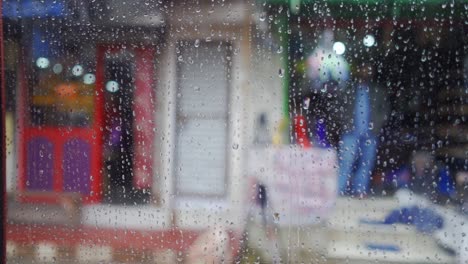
[249,146,338,226]
[3,0,67,18]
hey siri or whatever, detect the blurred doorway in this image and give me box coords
[99,46,155,205]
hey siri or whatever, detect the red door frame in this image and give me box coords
[17,43,156,204]
[1,0,7,261]
[17,50,105,204]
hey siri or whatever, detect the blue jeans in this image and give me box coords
[338,132,377,195]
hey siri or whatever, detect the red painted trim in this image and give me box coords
[6,224,242,255]
[7,224,199,251]
[92,45,106,204]
[133,47,156,189]
[293,115,311,148]
[17,43,28,195]
[0,0,6,260]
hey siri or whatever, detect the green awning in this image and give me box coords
[264,0,466,4]
[261,0,467,18]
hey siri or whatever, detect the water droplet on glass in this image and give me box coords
[194,39,200,48]
[403,133,414,142]
[273,212,280,223]
[52,63,63,74]
[83,73,96,85]
[106,80,119,93]
[72,65,84,76]
[437,140,443,148]
[278,68,284,78]
[232,143,239,150]
[303,97,310,110]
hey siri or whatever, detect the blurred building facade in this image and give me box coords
[2,0,467,263]
[3,0,285,261]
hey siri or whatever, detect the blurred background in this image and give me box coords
[2,0,467,263]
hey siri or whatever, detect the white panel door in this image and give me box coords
[175,42,230,197]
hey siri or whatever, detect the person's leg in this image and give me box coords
[352,133,377,195]
[338,133,358,195]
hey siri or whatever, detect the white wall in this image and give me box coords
[6,112,16,193]
[247,32,284,146]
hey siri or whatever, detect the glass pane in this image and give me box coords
[2,1,466,263]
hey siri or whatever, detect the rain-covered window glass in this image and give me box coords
[2,0,467,263]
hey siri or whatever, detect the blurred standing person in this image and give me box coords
[306,29,349,147]
[307,29,349,92]
[338,62,389,196]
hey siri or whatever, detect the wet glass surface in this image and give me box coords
[2,0,467,263]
